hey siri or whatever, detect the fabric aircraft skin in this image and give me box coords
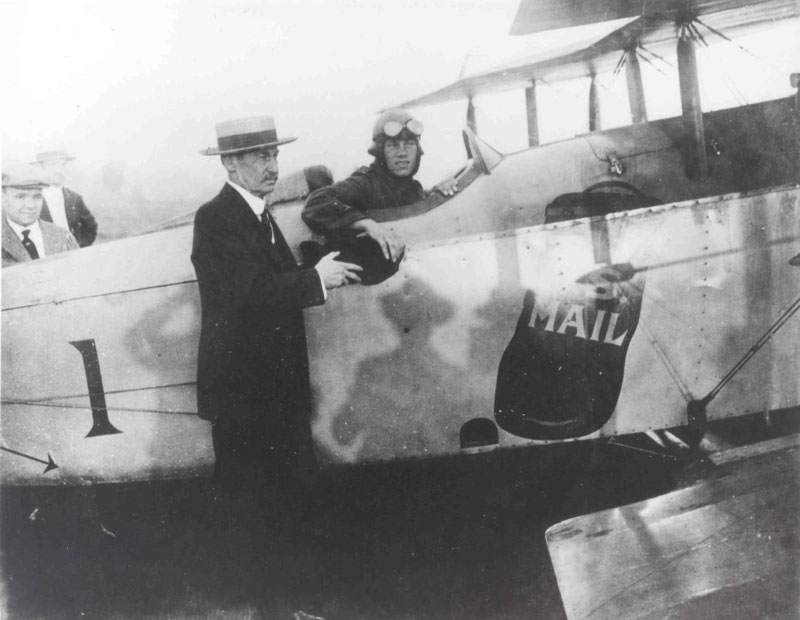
[40,186,98,247]
[1,217,78,267]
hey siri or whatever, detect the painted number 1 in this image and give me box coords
[70,339,123,438]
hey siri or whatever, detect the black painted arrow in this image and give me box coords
[1,446,58,473]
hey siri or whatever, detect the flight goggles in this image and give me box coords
[382,119,424,138]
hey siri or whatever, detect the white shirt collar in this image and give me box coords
[6,217,41,236]
[6,217,46,257]
[227,180,266,217]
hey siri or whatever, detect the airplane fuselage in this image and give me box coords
[2,98,798,484]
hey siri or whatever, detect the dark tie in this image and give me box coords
[260,209,274,244]
[21,230,40,259]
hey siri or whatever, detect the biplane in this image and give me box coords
[1,0,798,486]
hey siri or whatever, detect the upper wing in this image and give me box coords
[396,18,636,108]
[397,0,797,109]
[509,0,794,35]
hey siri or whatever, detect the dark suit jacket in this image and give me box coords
[191,183,325,450]
[41,186,98,247]
[2,217,79,267]
[303,161,426,235]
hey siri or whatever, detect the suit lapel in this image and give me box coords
[262,212,293,272]
[270,215,298,272]
[2,219,33,263]
[40,196,53,223]
[221,184,295,273]
[216,184,257,241]
[63,187,78,229]
[40,222,62,255]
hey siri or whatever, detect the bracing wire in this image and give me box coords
[688,19,749,105]
[637,43,673,69]
[694,16,790,78]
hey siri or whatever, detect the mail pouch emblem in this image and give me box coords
[494,264,645,440]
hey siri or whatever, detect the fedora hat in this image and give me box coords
[2,164,49,189]
[201,115,297,156]
[31,150,77,164]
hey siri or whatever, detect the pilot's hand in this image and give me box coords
[350,219,406,263]
[315,251,363,289]
[433,176,458,197]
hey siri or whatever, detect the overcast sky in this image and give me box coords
[1,0,522,197]
[2,0,797,206]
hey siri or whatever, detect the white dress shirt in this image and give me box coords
[6,217,47,257]
[42,185,70,230]
[226,180,326,298]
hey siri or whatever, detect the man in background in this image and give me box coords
[2,165,79,267]
[33,150,98,247]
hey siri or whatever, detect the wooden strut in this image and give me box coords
[589,74,601,132]
[677,23,708,179]
[466,97,477,135]
[525,79,539,146]
[626,47,648,124]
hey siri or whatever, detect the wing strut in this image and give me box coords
[466,96,477,135]
[525,80,540,146]
[589,74,602,132]
[626,48,648,123]
[677,22,709,179]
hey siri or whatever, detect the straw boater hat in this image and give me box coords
[2,164,49,189]
[31,150,77,164]
[200,115,297,156]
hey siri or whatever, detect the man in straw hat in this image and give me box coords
[32,149,98,247]
[2,164,79,267]
[192,115,361,618]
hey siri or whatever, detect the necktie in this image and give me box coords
[21,230,40,259]
[260,209,274,244]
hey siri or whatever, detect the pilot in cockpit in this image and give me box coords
[302,108,458,264]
